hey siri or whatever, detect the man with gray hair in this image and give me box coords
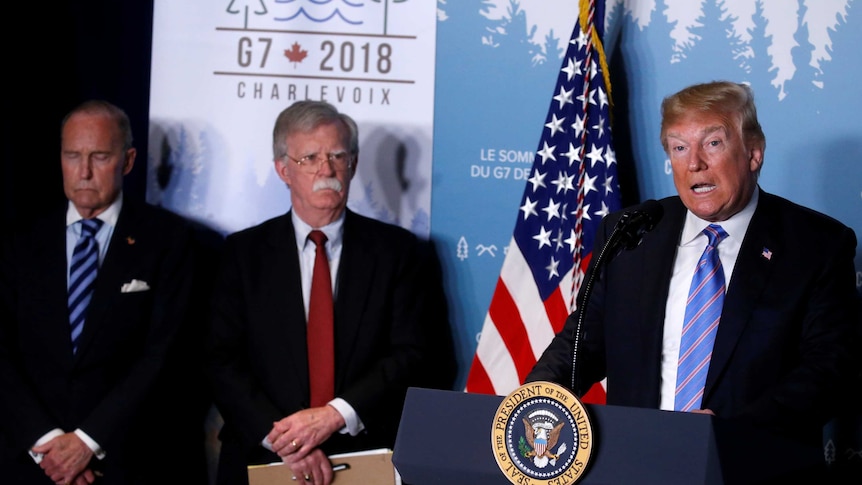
[205,101,455,485]
[0,100,208,484]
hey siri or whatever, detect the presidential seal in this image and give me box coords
[492,381,593,485]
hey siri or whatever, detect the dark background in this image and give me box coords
[2,2,858,481]
[2,2,154,225]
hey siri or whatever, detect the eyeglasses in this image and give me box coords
[284,151,354,174]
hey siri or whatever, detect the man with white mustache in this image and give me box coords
[205,101,455,485]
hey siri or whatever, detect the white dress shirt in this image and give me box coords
[658,189,758,410]
[260,211,365,452]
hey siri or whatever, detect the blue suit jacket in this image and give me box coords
[528,189,861,444]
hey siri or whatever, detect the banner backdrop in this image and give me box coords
[432,0,862,390]
[151,0,862,395]
[149,0,437,235]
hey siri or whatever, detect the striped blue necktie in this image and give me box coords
[68,218,103,354]
[675,224,728,411]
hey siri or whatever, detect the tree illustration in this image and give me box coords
[678,0,747,82]
[819,0,859,105]
[484,0,543,69]
[542,29,564,66]
[745,0,780,100]
[226,0,268,29]
[370,0,407,36]
[782,0,819,102]
[651,0,683,66]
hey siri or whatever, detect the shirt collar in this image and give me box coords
[291,210,345,250]
[66,193,123,229]
[681,187,759,246]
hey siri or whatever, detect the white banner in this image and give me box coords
[149,0,437,235]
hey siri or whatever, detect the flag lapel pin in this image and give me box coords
[761,247,772,261]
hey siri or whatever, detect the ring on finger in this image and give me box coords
[304,473,312,481]
[290,439,299,448]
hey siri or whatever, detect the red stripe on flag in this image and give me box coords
[487,280,536,385]
[464,354,493,394]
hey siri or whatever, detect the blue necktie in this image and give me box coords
[68,218,103,354]
[675,224,728,411]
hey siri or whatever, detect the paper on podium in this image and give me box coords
[248,448,400,485]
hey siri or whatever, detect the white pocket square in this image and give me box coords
[121,279,150,293]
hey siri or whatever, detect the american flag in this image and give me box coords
[465,1,620,402]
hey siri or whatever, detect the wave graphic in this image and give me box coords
[274,6,362,25]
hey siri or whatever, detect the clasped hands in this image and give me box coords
[31,433,96,485]
[267,405,345,485]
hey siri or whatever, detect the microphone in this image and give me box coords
[608,199,664,254]
[569,200,663,392]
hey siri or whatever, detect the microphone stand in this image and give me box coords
[568,200,662,394]
[569,222,625,393]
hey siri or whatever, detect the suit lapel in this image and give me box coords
[74,202,143,358]
[628,198,686,398]
[29,208,77,360]
[639,200,687,345]
[705,190,779,396]
[333,211,375,387]
[268,214,309,384]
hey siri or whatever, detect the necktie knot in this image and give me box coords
[81,218,103,238]
[308,229,327,247]
[703,224,727,248]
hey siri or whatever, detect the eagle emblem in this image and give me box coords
[521,410,568,468]
[492,382,593,484]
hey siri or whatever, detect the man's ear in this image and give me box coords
[748,144,764,173]
[350,151,359,178]
[123,147,137,175]
[275,158,292,187]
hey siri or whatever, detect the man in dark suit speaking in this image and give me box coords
[0,100,207,484]
[205,100,455,485]
[527,81,861,450]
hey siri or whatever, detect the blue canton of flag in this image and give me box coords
[467,1,622,400]
[516,25,620,306]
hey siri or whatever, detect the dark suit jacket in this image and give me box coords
[0,200,209,485]
[205,209,455,485]
[527,189,861,445]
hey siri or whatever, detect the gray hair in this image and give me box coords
[272,100,359,160]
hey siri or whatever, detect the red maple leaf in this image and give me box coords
[284,42,308,67]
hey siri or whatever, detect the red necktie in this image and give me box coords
[307,230,334,407]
